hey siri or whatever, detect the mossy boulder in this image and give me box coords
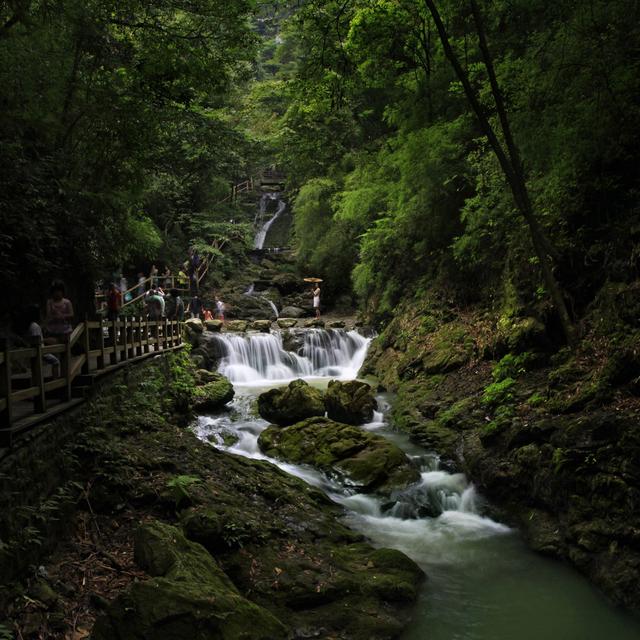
[204,319,223,332]
[258,416,420,493]
[325,379,377,425]
[226,319,248,332]
[496,316,548,354]
[92,522,287,640]
[257,379,325,426]
[277,318,298,329]
[304,318,325,328]
[192,374,235,412]
[184,318,204,334]
[413,323,474,376]
[251,319,272,332]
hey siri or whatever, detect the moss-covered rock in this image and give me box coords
[92,521,287,640]
[276,318,297,329]
[325,379,377,425]
[495,316,548,354]
[258,416,420,493]
[204,319,223,332]
[226,319,249,332]
[192,374,234,412]
[257,379,325,426]
[251,319,272,332]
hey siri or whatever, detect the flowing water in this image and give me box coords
[193,329,640,639]
[254,192,286,250]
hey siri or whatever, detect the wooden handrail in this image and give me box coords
[0,316,184,441]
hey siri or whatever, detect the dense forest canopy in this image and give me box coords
[2,0,639,333]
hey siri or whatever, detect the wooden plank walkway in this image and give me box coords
[0,318,184,447]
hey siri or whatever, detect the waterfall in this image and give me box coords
[213,329,370,384]
[254,194,286,249]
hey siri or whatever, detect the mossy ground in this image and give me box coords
[0,352,424,639]
[364,286,640,612]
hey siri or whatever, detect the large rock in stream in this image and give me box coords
[92,521,287,640]
[258,416,420,493]
[325,379,377,425]
[257,379,325,426]
[192,373,234,412]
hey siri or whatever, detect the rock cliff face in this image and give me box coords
[363,291,640,612]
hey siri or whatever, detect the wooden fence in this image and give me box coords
[0,317,184,446]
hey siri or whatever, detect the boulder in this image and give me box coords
[258,379,325,426]
[280,305,305,318]
[258,417,420,493]
[224,293,276,321]
[251,319,272,333]
[184,318,204,334]
[204,319,223,332]
[272,273,303,295]
[190,354,207,370]
[195,369,219,384]
[277,318,298,329]
[196,332,228,365]
[495,316,549,355]
[304,318,325,328]
[282,330,305,353]
[192,374,235,412]
[325,380,377,425]
[226,320,249,332]
[92,521,287,640]
[327,320,346,329]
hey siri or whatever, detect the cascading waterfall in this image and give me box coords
[192,331,640,640]
[212,328,369,384]
[254,193,286,249]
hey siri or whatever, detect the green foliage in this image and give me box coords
[482,378,516,409]
[0,623,13,640]
[165,475,202,509]
[492,353,532,382]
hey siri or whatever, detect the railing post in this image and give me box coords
[122,317,129,361]
[99,318,106,370]
[163,319,169,350]
[33,342,46,413]
[1,340,13,430]
[82,315,91,374]
[63,338,72,400]
[112,318,119,364]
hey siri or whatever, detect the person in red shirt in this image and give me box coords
[106,282,122,321]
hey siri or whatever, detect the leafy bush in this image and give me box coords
[481,378,516,409]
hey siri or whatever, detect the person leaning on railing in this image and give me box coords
[45,280,74,344]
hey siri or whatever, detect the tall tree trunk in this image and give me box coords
[423,0,576,345]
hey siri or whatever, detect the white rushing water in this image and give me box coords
[210,328,370,385]
[192,330,640,640]
[254,193,286,249]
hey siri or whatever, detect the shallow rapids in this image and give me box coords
[193,332,640,639]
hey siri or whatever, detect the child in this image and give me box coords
[25,304,60,377]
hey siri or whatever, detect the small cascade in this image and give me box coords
[254,193,286,249]
[212,329,370,384]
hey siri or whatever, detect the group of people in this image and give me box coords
[16,281,75,377]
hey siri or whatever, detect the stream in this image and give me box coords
[193,329,640,639]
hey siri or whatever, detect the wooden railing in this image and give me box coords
[95,275,190,312]
[0,317,184,446]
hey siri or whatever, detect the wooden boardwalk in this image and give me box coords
[0,317,184,447]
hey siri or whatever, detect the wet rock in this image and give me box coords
[272,273,304,295]
[277,318,298,329]
[258,379,325,426]
[304,318,325,328]
[226,319,249,332]
[281,305,305,318]
[325,380,377,425]
[282,329,305,353]
[204,319,223,332]
[192,374,235,412]
[184,318,204,334]
[327,320,346,329]
[251,319,272,332]
[92,521,287,640]
[224,293,276,321]
[258,416,420,493]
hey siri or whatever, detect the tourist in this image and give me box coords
[187,295,203,319]
[24,304,60,377]
[163,266,172,289]
[146,287,165,320]
[216,298,225,323]
[45,280,74,342]
[165,289,184,321]
[149,264,159,287]
[203,308,214,321]
[312,285,321,318]
[106,282,122,321]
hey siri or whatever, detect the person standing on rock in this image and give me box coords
[312,285,321,318]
